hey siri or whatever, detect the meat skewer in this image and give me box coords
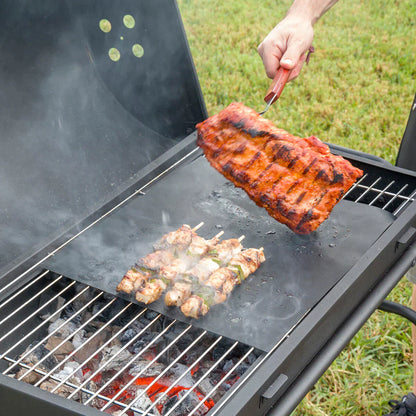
[135,231,225,305]
[164,235,245,307]
[116,223,204,295]
[196,102,363,234]
[116,268,152,295]
[153,222,203,251]
[180,247,266,319]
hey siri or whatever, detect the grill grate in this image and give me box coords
[0,272,260,416]
[343,173,416,216]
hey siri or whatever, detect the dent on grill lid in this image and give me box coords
[0,0,206,278]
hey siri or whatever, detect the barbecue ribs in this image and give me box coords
[196,102,363,234]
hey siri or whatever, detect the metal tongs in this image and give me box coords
[260,46,315,116]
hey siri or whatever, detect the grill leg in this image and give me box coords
[377,300,416,325]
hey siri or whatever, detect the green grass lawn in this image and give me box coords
[178,0,416,414]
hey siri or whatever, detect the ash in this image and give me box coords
[8,282,260,416]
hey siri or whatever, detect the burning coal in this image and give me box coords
[5,277,259,415]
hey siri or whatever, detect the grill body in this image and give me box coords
[1,147,416,416]
[1,1,416,415]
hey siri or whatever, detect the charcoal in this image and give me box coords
[91,300,111,321]
[128,359,165,378]
[235,362,251,377]
[91,297,128,322]
[157,344,181,365]
[101,345,132,371]
[217,377,236,392]
[180,347,209,367]
[246,352,259,365]
[222,359,234,373]
[211,339,235,361]
[166,363,194,387]
[128,387,158,414]
[15,368,42,384]
[207,368,223,386]
[130,339,145,354]
[129,332,156,354]
[44,335,75,362]
[72,330,88,349]
[112,305,142,327]
[48,318,78,338]
[197,378,216,397]
[161,390,209,416]
[169,320,187,333]
[40,379,78,399]
[151,320,163,334]
[53,361,83,384]
[80,380,99,405]
[144,310,159,320]
[73,331,107,364]
[129,315,162,335]
[162,331,195,352]
[61,303,83,325]
[38,295,65,322]
[120,328,137,344]
[24,344,58,371]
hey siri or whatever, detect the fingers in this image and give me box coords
[257,38,284,79]
[287,52,307,81]
[258,18,314,80]
[280,39,306,70]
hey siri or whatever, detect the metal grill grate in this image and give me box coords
[343,173,416,216]
[0,271,260,416]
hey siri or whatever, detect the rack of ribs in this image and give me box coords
[196,102,363,234]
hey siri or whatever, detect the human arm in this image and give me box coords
[258,0,340,81]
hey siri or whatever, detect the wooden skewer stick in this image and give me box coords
[238,235,245,242]
[192,222,204,232]
[214,230,225,239]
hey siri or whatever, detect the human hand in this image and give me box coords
[258,16,314,81]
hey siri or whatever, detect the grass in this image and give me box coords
[177,0,416,414]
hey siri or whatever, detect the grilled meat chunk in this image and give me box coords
[186,257,221,284]
[196,102,363,234]
[180,248,265,319]
[165,281,193,307]
[135,235,225,306]
[135,279,167,304]
[229,248,266,278]
[116,269,151,294]
[180,295,209,319]
[164,238,244,307]
[215,238,243,264]
[187,235,220,257]
[136,250,175,271]
[153,224,196,251]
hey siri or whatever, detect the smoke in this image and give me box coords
[0,0,193,276]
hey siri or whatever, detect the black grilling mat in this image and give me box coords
[45,154,394,352]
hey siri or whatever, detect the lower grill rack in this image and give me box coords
[344,171,416,216]
[0,271,261,416]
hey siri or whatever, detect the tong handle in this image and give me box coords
[264,67,291,104]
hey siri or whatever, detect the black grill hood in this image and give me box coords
[0,0,206,278]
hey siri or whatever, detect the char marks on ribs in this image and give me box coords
[196,102,363,234]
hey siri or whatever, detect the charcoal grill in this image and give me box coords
[1,1,416,415]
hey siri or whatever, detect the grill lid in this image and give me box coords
[0,0,206,278]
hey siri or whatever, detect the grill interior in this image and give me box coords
[344,171,416,216]
[0,272,261,415]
